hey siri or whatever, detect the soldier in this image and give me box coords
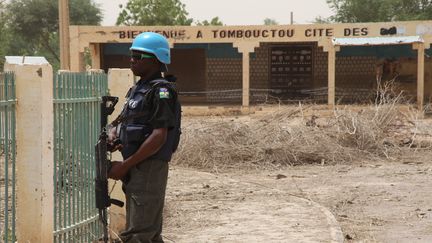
[108,32,181,243]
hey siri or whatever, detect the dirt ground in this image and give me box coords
[162,107,432,243]
[163,160,432,243]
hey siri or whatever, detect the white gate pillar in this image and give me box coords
[4,57,54,243]
[107,68,135,236]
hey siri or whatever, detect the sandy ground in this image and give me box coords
[162,108,432,243]
[235,160,432,243]
[164,167,343,243]
[164,160,432,243]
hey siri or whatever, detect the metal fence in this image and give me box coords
[0,72,16,243]
[53,72,108,242]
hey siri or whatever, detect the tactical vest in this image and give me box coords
[119,78,181,162]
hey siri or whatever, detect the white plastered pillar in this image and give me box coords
[233,42,259,107]
[320,39,340,108]
[69,26,85,71]
[4,59,54,243]
[107,68,135,236]
[413,42,428,110]
[90,43,101,70]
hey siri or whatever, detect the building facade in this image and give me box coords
[69,21,432,108]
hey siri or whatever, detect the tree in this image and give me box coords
[313,16,331,24]
[116,0,193,26]
[0,0,12,68]
[1,2,20,70]
[326,0,394,22]
[264,18,279,25]
[395,0,432,20]
[196,17,223,26]
[326,0,432,23]
[3,0,101,69]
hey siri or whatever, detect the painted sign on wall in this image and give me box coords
[117,27,372,40]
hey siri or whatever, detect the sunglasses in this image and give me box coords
[130,53,155,60]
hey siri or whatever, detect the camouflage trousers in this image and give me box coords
[120,159,169,243]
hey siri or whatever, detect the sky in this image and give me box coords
[93,0,334,26]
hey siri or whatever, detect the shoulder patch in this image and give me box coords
[159,87,170,99]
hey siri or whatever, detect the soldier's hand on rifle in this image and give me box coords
[108,125,118,142]
[108,161,129,180]
[107,140,123,152]
[107,125,123,152]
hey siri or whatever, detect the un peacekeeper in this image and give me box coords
[108,32,180,243]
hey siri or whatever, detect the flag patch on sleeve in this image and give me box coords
[159,88,170,99]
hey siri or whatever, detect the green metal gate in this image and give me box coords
[53,72,108,242]
[0,72,16,243]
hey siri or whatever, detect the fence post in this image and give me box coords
[4,58,54,242]
[107,68,134,236]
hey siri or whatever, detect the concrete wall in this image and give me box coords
[393,58,432,101]
[206,58,242,103]
[250,43,270,103]
[251,43,270,90]
[314,45,328,88]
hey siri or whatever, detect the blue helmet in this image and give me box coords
[130,32,171,64]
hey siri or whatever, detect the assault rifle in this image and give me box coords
[95,96,124,243]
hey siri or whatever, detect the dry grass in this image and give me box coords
[173,85,430,171]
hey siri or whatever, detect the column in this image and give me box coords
[242,52,251,106]
[69,26,84,71]
[233,42,259,107]
[90,43,101,70]
[4,59,54,243]
[319,41,340,108]
[413,43,425,110]
[107,68,134,236]
[328,46,337,107]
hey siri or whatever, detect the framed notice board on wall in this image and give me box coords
[269,44,314,98]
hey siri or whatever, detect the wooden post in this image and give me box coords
[59,0,70,70]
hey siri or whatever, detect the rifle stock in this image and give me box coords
[95,96,124,243]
